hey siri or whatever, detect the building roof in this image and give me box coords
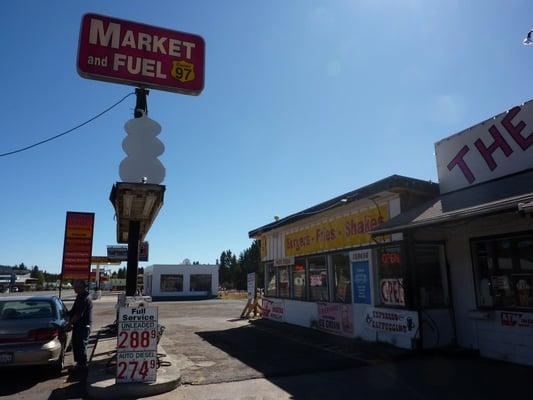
[249,175,438,238]
[372,169,533,235]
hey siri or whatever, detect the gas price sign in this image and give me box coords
[117,306,158,383]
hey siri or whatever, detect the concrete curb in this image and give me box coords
[86,332,181,399]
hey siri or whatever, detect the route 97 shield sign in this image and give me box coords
[117,306,158,383]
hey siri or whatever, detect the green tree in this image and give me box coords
[30,266,45,288]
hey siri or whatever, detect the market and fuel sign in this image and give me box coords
[77,13,205,95]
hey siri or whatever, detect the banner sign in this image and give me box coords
[117,306,158,383]
[352,257,371,304]
[61,212,95,280]
[247,273,256,300]
[285,205,389,257]
[501,311,533,328]
[261,298,284,321]
[78,13,205,95]
[317,302,354,337]
[435,100,533,194]
[108,242,149,262]
[364,307,418,337]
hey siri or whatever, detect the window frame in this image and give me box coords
[375,244,407,309]
[308,254,330,302]
[159,274,184,293]
[331,252,352,304]
[471,230,533,311]
[291,257,307,300]
[190,274,212,292]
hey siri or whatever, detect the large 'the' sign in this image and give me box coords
[77,13,205,95]
[435,100,533,194]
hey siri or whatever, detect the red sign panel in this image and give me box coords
[61,212,95,280]
[77,13,205,95]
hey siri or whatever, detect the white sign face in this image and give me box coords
[365,307,419,338]
[247,273,256,300]
[435,100,533,194]
[117,306,158,383]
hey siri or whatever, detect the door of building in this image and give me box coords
[413,243,456,349]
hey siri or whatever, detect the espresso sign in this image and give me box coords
[77,13,205,95]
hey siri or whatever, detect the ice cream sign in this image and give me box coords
[77,14,205,95]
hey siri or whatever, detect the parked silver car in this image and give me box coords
[0,295,71,373]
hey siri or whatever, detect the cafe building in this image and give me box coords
[372,100,533,366]
[249,175,439,350]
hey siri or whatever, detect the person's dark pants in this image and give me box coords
[72,325,91,368]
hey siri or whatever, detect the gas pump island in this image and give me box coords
[77,13,204,384]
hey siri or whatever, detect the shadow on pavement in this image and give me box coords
[0,367,68,397]
[196,323,367,380]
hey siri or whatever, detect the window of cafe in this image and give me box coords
[292,258,306,300]
[278,266,290,298]
[265,262,277,297]
[473,233,533,309]
[377,246,406,307]
[333,253,352,303]
[160,274,183,292]
[309,255,329,302]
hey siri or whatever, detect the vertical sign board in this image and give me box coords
[117,306,158,383]
[61,212,95,280]
[351,250,371,304]
[247,273,256,300]
[77,14,205,95]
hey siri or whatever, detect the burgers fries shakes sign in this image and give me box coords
[77,14,205,95]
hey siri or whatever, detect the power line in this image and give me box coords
[0,92,135,158]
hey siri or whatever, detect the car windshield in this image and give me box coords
[0,300,54,320]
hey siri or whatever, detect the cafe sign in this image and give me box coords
[285,205,389,257]
[78,13,205,95]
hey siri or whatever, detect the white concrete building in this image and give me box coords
[144,264,219,300]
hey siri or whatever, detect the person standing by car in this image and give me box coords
[66,280,93,373]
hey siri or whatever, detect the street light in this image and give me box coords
[523,29,533,45]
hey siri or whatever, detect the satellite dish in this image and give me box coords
[182,258,191,265]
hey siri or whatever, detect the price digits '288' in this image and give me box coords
[118,330,156,349]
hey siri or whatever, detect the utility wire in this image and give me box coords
[0,92,135,158]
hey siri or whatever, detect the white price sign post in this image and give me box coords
[117,306,158,383]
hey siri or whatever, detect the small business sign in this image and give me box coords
[352,252,371,305]
[107,242,149,262]
[435,100,533,194]
[91,256,121,265]
[316,302,353,337]
[78,13,205,95]
[61,212,95,280]
[364,307,418,338]
[247,273,256,300]
[261,298,284,321]
[110,278,127,287]
[117,306,158,383]
[501,311,533,328]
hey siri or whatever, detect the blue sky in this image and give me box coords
[1,1,533,273]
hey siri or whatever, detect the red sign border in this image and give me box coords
[76,13,205,96]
